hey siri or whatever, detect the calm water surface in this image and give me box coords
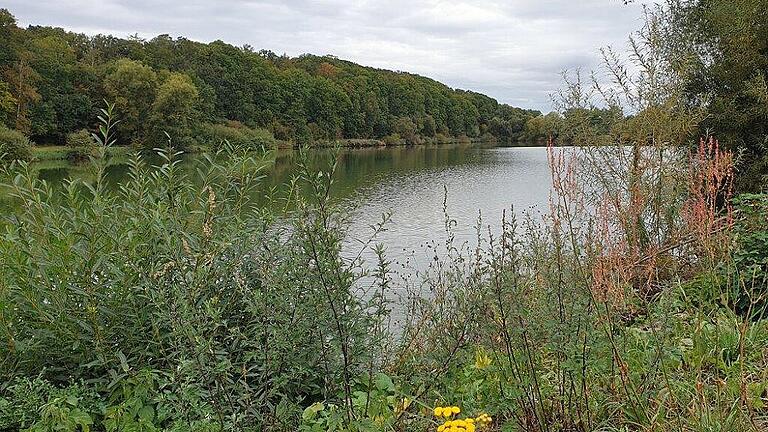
[19,143,554,275]
[334,144,552,273]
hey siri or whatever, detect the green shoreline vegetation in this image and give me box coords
[31,145,131,162]
[27,134,497,163]
[1,1,768,432]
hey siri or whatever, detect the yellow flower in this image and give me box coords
[475,349,492,369]
[451,406,461,415]
[475,413,490,425]
[434,407,443,417]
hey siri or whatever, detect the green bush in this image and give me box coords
[65,129,97,159]
[0,373,224,432]
[0,125,32,162]
[0,140,388,430]
[1,107,389,431]
[688,194,768,317]
[197,121,276,151]
[382,133,401,146]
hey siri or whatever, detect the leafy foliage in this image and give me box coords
[196,121,276,151]
[731,193,768,314]
[65,128,96,159]
[0,107,391,430]
[0,123,31,161]
[655,0,768,189]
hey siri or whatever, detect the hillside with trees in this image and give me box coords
[0,8,540,151]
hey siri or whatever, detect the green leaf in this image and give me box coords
[138,405,155,423]
[302,402,325,420]
[69,408,93,431]
[117,351,129,372]
[375,373,394,392]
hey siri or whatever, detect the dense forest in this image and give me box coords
[0,8,543,151]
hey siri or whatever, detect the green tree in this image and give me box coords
[27,34,86,139]
[421,114,436,137]
[393,116,418,145]
[658,0,768,188]
[0,80,15,127]
[523,112,563,142]
[0,9,16,62]
[2,52,40,134]
[103,59,158,144]
[148,72,199,148]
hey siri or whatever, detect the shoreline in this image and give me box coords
[31,137,546,162]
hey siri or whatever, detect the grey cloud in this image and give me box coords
[5,0,652,112]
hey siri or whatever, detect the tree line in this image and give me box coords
[0,8,548,151]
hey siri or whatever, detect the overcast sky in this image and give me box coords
[6,0,650,112]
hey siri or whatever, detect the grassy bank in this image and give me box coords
[31,145,134,162]
[279,135,505,149]
[29,137,518,161]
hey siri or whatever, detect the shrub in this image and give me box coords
[434,133,452,143]
[383,133,401,146]
[1,110,388,429]
[197,121,276,151]
[0,125,32,162]
[0,377,102,431]
[65,129,97,160]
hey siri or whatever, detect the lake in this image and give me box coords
[329,144,553,274]
[11,143,554,277]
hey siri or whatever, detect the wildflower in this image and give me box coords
[153,261,176,279]
[203,220,213,239]
[182,238,192,255]
[475,412,492,425]
[434,406,489,432]
[434,406,459,418]
[474,348,492,369]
